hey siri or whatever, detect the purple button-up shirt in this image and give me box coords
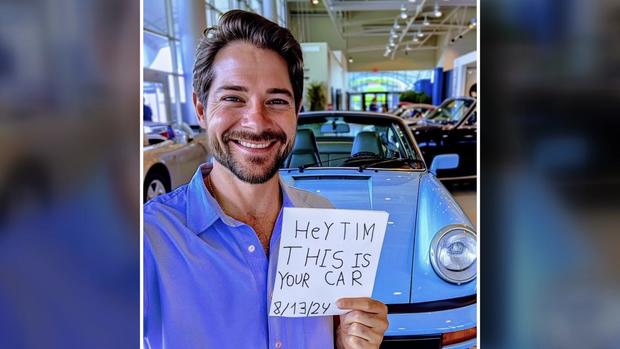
[144,164,334,349]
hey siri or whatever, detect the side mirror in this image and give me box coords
[430,154,459,175]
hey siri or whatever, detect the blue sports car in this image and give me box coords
[280,112,477,348]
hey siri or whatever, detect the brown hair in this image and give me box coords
[192,10,304,110]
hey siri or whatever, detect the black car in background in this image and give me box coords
[409,97,477,181]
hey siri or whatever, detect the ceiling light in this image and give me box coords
[417,28,424,37]
[393,19,401,30]
[384,50,390,57]
[413,36,419,42]
[400,3,407,11]
[469,17,477,28]
[409,0,416,2]
[405,44,411,51]
[423,16,430,26]
[311,0,319,4]
[392,32,399,39]
[400,11,408,19]
[433,3,442,17]
[389,41,396,47]
[348,57,353,63]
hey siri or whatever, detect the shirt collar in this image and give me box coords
[186,163,219,234]
[186,163,294,234]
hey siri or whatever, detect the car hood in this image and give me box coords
[279,168,422,305]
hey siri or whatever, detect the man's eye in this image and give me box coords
[222,96,242,102]
[269,99,289,105]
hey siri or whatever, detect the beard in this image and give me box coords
[209,129,293,184]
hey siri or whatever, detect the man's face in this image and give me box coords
[195,41,297,184]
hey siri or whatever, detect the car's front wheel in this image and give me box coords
[144,170,170,203]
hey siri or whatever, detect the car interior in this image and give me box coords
[283,118,418,169]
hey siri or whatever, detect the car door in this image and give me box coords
[171,137,209,188]
[447,109,477,178]
[411,125,445,167]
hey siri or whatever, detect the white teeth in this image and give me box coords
[238,140,271,149]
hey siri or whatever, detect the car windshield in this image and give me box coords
[425,99,474,124]
[402,106,432,119]
[282,115,424,170]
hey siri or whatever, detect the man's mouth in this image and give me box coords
[234,139,275,149]
[222,130,287,154]
[229,138,279,153]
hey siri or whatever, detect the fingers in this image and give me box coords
[337,297,388,315]
[341,310,388,330]
[345,322,383,343]
[335,297,390,349]
[342,334,371,349]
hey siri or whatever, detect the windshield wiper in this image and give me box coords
[283,154,423,173]
[357,157,424,172]
[289,155,360,172]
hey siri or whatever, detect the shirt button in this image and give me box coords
[248,245,256,253]
[275,340,282,348]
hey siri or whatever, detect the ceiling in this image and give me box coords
[287,0,476,71]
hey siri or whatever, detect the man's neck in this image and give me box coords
[207,162,282,252]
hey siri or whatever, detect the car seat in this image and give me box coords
[284,129,322,168]
[351,131,385,158]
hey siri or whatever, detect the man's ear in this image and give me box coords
[193,92,207,130]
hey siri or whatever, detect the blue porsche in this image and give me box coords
[280,112,477,348]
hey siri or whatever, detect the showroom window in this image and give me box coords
[276,0,287,27]
[144,0,277,125]
[347,70,433,111]
[206,0,263,26]
[144,0,185,124]
[251,0,263,14]
[348,70,433,93]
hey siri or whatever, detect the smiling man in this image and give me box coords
[144,10,388,349]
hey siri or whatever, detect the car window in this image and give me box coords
[291,116,422,169]
[426,99,474,124]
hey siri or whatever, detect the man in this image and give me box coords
[144,10,388,349]
[368,97,378,112]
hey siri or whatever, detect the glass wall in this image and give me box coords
[346,70,433,111]
[348,70,433,93]
[144,0,185,124]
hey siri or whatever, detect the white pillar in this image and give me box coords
[178,0,207,125]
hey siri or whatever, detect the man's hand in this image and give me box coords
[335,297,389,349]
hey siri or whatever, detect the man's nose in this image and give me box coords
[240,99,271,131]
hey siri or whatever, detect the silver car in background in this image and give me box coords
[143,123,209,202]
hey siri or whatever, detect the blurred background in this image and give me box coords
[481,0,620,347]
[0,0,139,348]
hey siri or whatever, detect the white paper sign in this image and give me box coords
[269,207,389,317]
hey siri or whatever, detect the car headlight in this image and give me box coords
[430,225,477,284]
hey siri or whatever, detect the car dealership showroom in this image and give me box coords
[144,0,477,347]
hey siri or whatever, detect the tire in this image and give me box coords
[143,170,170,203]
